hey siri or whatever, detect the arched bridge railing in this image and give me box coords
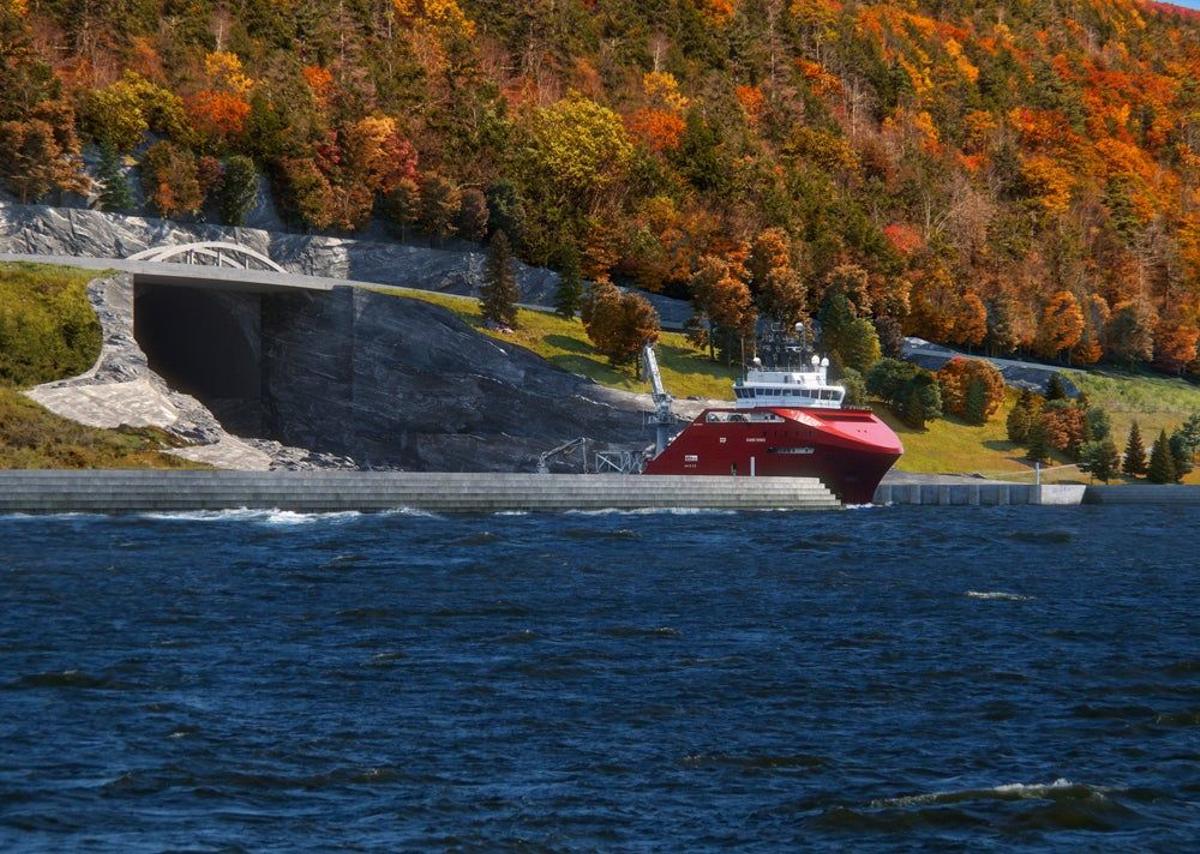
[126,241,286,273]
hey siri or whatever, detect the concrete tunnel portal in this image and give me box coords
[128,262,334,440]
[134,283,266,435]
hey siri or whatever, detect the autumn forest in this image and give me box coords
[5,0,1200,376]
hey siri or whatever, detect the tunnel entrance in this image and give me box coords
[134,283,265,436]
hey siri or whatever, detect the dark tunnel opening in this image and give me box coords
[133,283,266,436]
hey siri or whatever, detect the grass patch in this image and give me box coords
[375,286,738,400]
[0,262,101,386]
[0,386,204,469]
[0,261,206,469]
[1070,368,1200,484]
[1069,368,1200,441]
[878,389,1078,480]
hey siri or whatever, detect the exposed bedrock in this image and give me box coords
[255,288,652,470]
[0,201,692,326]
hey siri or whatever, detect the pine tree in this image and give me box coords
[1026,418,1049,464]
[1123,420,1147,477]
[1169,431,1193,482]
[1147,429,1176,484]
[1099,439,1121,484]
[1085,406,1111,443]
[217,155,258,226]
[554,245,583,320]
[481,230,519,328]
[1079,439,1120,483]
[1006,388,1037,443]
[96,143,134,213]
[1045,373,1067,400]
[965,377,988,425]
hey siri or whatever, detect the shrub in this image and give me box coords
[0,263,101,386]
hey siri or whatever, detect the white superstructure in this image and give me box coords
[733,355,845,409]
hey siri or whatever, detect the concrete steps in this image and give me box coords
[0,472,841,513]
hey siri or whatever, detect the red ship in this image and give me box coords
[640,344,903,505]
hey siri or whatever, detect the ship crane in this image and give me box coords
[642,343,674,456]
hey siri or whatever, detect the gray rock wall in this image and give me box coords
[259,289,652,471]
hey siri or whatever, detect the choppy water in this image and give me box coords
[2,506,1198,850]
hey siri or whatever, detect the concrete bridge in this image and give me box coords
[0,249,334,294]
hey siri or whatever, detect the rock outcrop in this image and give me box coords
[0,201,693,326]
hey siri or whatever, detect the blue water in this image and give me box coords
[2,506,1198,850]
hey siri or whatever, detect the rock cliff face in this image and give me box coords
[0,202,693,326]
[258,289,651,470]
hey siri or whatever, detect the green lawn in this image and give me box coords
[879,389,1083,481]
[0,261,206,470]
[374,286,738,400]
[1069,368,1200,484]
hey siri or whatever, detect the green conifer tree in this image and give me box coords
[965,377,988,425]
[1085,406,1111,443]
[481,229,519,328]
[1026,418,1050,464]
[554,245,583,320]
[96,143,134,213]
[1007,389,1037,443]
[217,155,258,226]
[1045,373,1067,400]
[1147,429,1176,484]
[1123,420,1147,477]
[1169,431,1193,482]
[1079,439,1119,483]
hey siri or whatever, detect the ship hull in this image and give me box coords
[642,406,903,505]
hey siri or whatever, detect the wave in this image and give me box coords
[871,778,1098,809]
[140,507,441,523]
[966,590,1035,601]
[564,507,739,516]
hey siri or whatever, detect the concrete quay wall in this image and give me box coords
[873,482,1086,506]
[1084,484,1200,504]
[0,471,840,514]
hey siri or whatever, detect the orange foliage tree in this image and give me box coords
[1036,291,1084,361]
[936,358,1006,423]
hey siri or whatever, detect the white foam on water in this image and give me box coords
[871,778,1099,809]
[141,508,362,525]
[564,507,739,516]
[377,507,443,519]
[965,590,1035,601]
[492,510,529,516]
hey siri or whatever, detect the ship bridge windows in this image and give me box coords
[706,411,784,423]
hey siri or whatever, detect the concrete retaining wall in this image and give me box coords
[1084,484,1200,504]
[0,471,840,513]
[873,482,1086,506]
